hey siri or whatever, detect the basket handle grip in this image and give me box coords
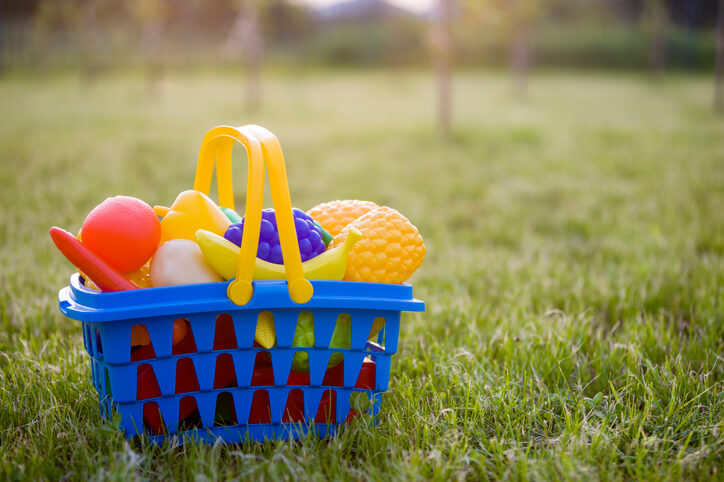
[193,125,312,305]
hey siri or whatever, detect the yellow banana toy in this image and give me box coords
[195,228,362,281]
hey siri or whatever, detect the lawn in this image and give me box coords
[0,69,723,480]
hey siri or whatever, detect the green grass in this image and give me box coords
[1,70,723,480]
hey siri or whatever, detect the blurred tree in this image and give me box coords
[506,0,540,97]
[643,0,669,76]
[224,0,264,109]
[31,0,81,67]
[716,0,724,111]
[432,0,453,138]
[129,0,169,93]
[79,0,103,87]
[459,0,543,97]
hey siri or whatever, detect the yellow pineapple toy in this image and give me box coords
[331,206,425,284]
[307,200,379,237]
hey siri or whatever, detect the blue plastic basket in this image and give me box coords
[58,273,424,443]
[55,124,425,444]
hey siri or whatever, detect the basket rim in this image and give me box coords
[59,274,425,322]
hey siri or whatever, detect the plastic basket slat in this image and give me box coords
[335,390,351,425]
[382,312,401,354]
[304,388,324,420]
[375,356,391,391]
[343,352,366,387]
[231,351,255,388]
[197,392,216,426]
[145,317,175,359]
[100,323,132,364]
[312,311,337,349]
[117,403,143,434]
[269,387,291,424]
[232,390,254,425]
[158,397,180,434]
[194,353,217,392]
[189,313,216,353]
[273,311,298,348]
[108,364,137,402]
[307,351,333,386]
[149,358,175,397]
[270,350,295,386]
[231,313,256,349]
[350,312,376,351]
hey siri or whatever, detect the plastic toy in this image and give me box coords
[307,200,379,237]
[332,206,425,284]
[130,317,189,347]
[313,221,333,247]
[153,190,231,245]
[150,239,223,287]
[256,311,276,348]
[81,259,154,291]
[224,208,327,264]
[55,124,425,444]
[80,196,161,273]
[49,227,138,291]
[291,312,347,372]
[196,228,362,281]
[220,207,242,224]
[290,313,386,372]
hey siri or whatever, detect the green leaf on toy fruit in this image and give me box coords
[291,312,350,373]
[313,220,333,248]
[221,207,243,224]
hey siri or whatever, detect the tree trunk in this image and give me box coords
[434,0,453,139]
[648,0,667,77]
[80,0,101,88]
[510,20,530,98]
[224,0,263,110]
[141,21,164,95]
[507,0,531,99]
[715,0,724,112]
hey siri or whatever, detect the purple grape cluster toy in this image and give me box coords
[224,208,326,264]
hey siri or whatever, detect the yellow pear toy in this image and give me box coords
[154,190,231,245]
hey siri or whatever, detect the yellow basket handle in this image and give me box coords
[193,125,313,306]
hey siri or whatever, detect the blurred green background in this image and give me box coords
[1,0,722,71]
[1,0,724,480]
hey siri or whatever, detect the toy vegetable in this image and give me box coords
[154,190,231,245]
[49,227,138,291]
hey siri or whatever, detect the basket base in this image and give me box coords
[134,421,363,445]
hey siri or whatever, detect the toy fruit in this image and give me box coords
[153,190,231,245]
[290,313,385,372]
[81,260,153,291]
[150,239,223,287]
[224,208,326,264]
[220,207,242,224]
[291,312,348,372]
[80,196,161,273]
[332,206,425,284]
[196,228,362,281]
[49,227,138,291]
[313,221,333,247]
[307,200,379,237]
[130,317,189,347]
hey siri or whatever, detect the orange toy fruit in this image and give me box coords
[331,206,425,284]
[79,260,153,291]
[307,200,379,237]
[80,196,161,273]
